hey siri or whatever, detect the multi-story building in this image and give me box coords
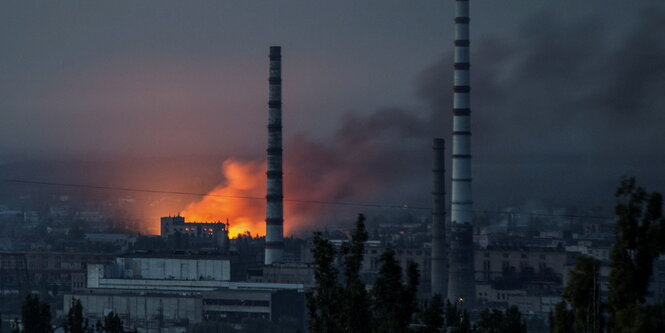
[0,251,115,293]
[160,216,229,250]
[473,246,570,317]
[475,246,568,284]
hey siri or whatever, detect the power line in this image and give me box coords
[0,178,612,220]
[2,178,261,200]
[0,178,419,209]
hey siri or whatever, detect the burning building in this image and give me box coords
[160,215,229,250]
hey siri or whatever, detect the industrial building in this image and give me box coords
[202,288,304,325]
[66,251,306,332]
[87,252,232,291]
[63,290,202,332]
[160,215,229,250]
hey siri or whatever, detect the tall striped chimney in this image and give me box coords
[265,46,284,265]
[448,0,475,306]
[431,138,448,297]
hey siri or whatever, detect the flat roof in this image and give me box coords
[120,251,231,260]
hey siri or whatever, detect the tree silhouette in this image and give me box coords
[608,177,665,331]
[306,232,343,333]
[419,295,444,333]
[370,248,419,333]
[64,298,86,333]
[21,295,52,333]
[340,214,371,332]
[103,312,123,333]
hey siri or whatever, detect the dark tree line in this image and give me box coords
[307,214,526,333]
[20,295,52,333]
[552,178,665,332]
[307,214,421,333]
[476,306,526,333]
[15,297,124,333]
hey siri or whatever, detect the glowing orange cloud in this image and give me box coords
[179,151,374,238]
[181,159,267,238]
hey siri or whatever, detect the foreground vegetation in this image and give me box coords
[552,178,665,332]
[306,214,525,333]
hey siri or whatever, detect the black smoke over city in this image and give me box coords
[286,7,665,214]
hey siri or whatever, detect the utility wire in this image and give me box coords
[0,178,613,220]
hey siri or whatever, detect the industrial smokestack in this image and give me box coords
[265,46,284,265]
[431,138,448,297]
[448,0,476,306]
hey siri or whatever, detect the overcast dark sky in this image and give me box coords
[1,1,664,216]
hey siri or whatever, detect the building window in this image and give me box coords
[483,261,491,280]
[539,262,547,271]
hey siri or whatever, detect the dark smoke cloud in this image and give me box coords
[282,108,430,232]
[287,108,427,202]
[423,8,665,159]
[286,7,665,215]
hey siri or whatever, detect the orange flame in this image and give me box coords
[179,154,352,238]
[180,159,267,238]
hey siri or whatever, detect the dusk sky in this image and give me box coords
[2,1,664,226]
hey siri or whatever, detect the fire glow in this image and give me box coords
[179,153,367,238]
[180,159,267,238]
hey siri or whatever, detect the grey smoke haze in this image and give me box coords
[1,1,664,228]
[426,6,665,207]
[287,6,665,212]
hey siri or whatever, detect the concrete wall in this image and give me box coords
[86,263,303,293]
[64,292,202,326]
[117,257,230,281]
